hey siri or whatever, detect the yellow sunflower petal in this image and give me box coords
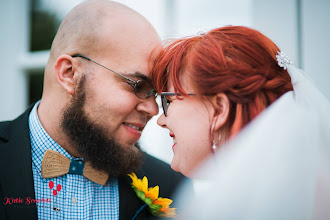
[162,207,176,217]
[137,179,144,191]
[141,176,148,193]
[128,173,144,191]
[128,173,176,217]
[153,197,173,210]
[128,173,138,188]
[145,185,159,201]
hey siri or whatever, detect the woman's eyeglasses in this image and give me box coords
[161,92,195,116]
[72,54,156,100]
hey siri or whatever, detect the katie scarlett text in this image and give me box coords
[3,197,51,205]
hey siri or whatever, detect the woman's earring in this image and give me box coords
[212,131,221,152]
[211,119,221,152]
[212,141,217,151]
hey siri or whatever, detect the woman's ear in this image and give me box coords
[211,93,230,130]
[54,54,77,95]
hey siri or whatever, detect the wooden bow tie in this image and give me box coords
[41,149,109,186]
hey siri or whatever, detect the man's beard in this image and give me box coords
[61,75,143,176]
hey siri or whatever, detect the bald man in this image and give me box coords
[0,1,186,219]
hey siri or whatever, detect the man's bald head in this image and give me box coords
[48,0,158,65]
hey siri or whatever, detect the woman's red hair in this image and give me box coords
[151,26,293,136]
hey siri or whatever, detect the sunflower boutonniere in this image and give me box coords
[128,173,176,218]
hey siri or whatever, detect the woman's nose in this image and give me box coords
[157,113,167,128]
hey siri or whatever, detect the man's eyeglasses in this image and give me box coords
[161,92,195,117]
[71,54,156,99]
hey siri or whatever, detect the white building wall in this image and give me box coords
[252,0,330,99]
[252,0,299,65]
[0,0,29,121]
[301,0,330,98]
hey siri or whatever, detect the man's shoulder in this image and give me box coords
[0,118,16,143]
[0,105,33,145]
[0,119,11,129]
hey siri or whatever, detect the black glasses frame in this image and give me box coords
[71,54,156,99]
[161,92,195,116]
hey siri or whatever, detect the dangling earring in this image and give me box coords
[212,131,221,152]
[211,119,221,152]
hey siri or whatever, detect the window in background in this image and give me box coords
[28,72,44,106]
[28,0,60,107]
[28,0,84,105]
[30,0,61,51]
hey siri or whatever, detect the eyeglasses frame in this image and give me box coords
[71,54,156,99]
[161,92,195,116]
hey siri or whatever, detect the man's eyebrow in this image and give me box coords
[122,72,150,81]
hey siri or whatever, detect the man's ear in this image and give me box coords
[54,54,77,95]
[210,93,230,130]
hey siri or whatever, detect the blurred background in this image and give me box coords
[0,0,329,164]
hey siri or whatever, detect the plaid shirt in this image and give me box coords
[29,101,119,219]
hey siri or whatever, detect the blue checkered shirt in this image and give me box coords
[29,101,119,219]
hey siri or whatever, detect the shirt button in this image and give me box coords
[72,197,77,204]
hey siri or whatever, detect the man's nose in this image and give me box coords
[136,96,159,117]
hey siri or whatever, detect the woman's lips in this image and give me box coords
[170,133,176,150]
[172,143,177,151]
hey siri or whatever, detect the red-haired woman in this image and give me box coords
[151,26,330,218]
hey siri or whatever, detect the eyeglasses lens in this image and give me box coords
[134,80,155,99]
[161,95,171,116]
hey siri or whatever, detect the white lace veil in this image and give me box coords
[175,61,330,220]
